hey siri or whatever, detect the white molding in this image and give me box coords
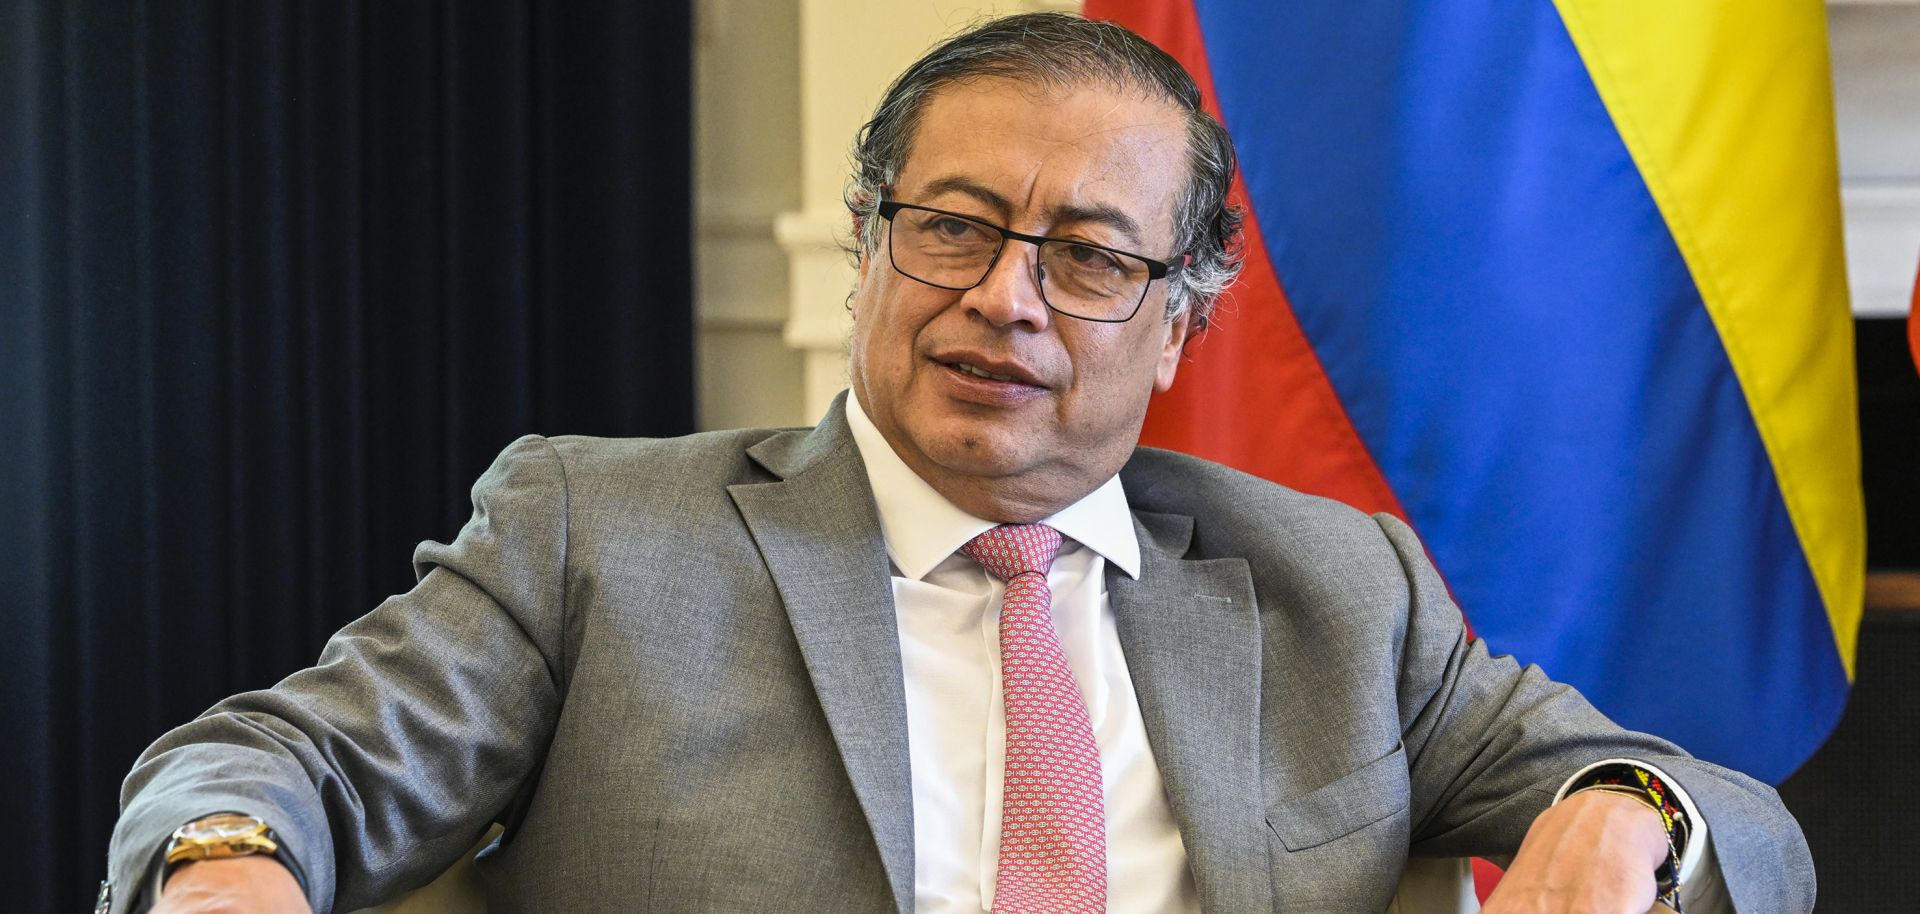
[1841,180,1920,317]
[773,208,845,249]
[776,207,857,417]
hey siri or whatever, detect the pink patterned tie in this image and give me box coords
[962,524,1106,914]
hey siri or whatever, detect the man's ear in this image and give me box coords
[1153,306,1194,393]
[852,214,872,286]
[849,235,872,319]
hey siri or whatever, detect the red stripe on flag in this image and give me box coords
[1472,858,1506,902]
[1084,0,1407,520]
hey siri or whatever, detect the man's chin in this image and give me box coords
[918,435,1032,481]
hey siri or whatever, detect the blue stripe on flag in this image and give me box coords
[1192,0,1846,781]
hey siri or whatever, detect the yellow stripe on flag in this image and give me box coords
[1551,0,1864,675]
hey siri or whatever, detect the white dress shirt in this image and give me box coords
[846,393,1725,914]
[846,394,1201,914]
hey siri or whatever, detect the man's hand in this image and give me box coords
[1481,788,1672,914]
[150,856,312,914]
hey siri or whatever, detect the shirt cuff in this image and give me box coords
[1553,758,1709,892]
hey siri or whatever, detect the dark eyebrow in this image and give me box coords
[1043,202,1143,249]
[918,176,1015,215]
[914,175,1146,248]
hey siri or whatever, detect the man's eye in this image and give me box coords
[930,217,985,240]
[1062,243,1122,272]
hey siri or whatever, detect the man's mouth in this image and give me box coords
[950,361,1022,383]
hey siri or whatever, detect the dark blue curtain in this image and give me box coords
[0,2,693,910]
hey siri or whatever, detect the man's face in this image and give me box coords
[848,78,1193,523]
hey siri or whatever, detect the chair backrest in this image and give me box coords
[1388,857,1481,914]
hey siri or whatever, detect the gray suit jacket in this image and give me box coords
[109,398,1813,913]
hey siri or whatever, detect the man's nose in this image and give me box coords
[961,243,1052,330]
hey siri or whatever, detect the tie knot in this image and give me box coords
[961,524,1063,582]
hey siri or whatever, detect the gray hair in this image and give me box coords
[845,12,1242,329]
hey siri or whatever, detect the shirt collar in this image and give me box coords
[845,390,1141,582]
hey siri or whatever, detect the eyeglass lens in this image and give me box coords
[888,207,1151,321]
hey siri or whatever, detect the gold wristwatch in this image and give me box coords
[164,813,282,866]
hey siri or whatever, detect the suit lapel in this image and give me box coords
[729,404,916,914]
[1109,510,1266,914]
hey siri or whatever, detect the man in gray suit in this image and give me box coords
[111,13,1811,914]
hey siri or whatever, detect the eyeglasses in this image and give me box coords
[877,199,1184,323]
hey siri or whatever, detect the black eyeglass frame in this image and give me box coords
[876,198,1185,324]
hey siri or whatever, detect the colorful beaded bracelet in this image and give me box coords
[1567,762,1689,912]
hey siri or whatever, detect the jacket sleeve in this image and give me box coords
[106,434,572,914]
[1379,513,1815,913]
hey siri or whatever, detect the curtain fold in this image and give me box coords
[0,2,694,910]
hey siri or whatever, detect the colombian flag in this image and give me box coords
[1089,0,1865,784]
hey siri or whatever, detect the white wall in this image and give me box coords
[693,0,805,431]
[1830,0,1920,318]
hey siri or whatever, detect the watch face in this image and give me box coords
[184,814,262,841]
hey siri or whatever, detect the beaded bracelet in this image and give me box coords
[1567,763,1689,912]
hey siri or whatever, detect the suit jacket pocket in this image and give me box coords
[1266,743,1410,852]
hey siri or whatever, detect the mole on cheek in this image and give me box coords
[963,438,978,449]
